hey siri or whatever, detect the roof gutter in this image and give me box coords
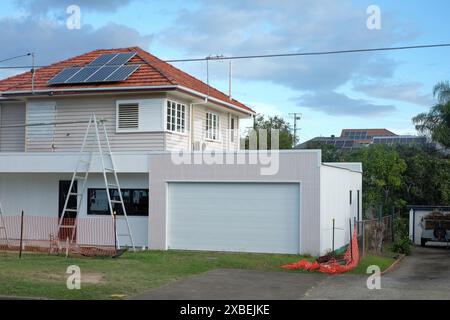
[0,85,178,95]
[0,85,255,115]
[177,85,255,116]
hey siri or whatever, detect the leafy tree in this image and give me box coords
[413,81,450,148]
[343,145,407,211]
[244,114,293,149]
[304,141,342,162]
[395,145,450,206]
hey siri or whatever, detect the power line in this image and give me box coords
[164,43,450,62]
[0,53,31,64]
[0,43,450,69]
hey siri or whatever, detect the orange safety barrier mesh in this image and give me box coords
[281,228,359,274]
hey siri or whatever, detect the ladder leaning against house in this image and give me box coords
[0,202,9,248]
[57,113,136,251]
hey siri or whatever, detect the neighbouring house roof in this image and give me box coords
[340,128,396,138]
[294,136,363,150]
[407,205,450,212]
[0,47,255,115]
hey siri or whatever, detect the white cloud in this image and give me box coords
[15,0,138,14]
[354,82,434,106]
[0,16,152,79]
[158,0,417,116]
[296,91,396,117]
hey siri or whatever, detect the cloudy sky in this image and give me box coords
[0,0,449,142]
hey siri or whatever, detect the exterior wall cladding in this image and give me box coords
[0,93,241,153]
[0,150,362,256]
[0,96,362,256]
[149,151,362,256]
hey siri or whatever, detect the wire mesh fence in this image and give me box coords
[356,215,393,257]
[0,215,118,257]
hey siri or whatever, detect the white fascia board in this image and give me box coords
[177,86,255,116]
[0,152,150,173]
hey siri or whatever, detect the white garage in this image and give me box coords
[149,151,362,256]
[167,182,300,254]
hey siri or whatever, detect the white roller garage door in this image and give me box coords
[167,182,300,254]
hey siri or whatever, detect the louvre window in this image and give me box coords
[117,103,139,130]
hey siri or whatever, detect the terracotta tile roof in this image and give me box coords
[0,47,255,114]
[340,128,397,138]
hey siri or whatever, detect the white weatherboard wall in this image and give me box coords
[26,101,56,152]
[0,102,25,152]
[116,98,165,132]
[0,172,149,247]
[18,93,244,153]
[320,164,362,254]
[167,182,300,254]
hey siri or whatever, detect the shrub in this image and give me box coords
[391,217,412,255]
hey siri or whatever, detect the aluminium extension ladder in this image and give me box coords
[57,113,136,251]
[0,202,9,248]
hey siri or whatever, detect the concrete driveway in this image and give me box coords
[305,246,450,300]
[133,246,450,300]
[133,269,325,300]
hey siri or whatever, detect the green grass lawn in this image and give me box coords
[0,249,397,300]
[349,247,398,275]
[0,250,312,300]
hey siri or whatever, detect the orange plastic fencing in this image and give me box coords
[281,228,359,274]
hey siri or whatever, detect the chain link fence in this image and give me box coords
[356,215,393,257]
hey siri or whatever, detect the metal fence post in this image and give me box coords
[362,221,366,257]
[332,218,335,254]
[391,206,395,242]
[19,210,24,258]
[349,218,353,261]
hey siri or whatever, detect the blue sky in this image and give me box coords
[0,0,449,142]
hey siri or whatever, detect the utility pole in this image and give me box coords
[289,113,302,147]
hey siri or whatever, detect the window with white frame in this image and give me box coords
[116,99,165,132]
[117,103,139,130]
[230,116,237,143]
[206,112,219,140]
[166,100,186,133]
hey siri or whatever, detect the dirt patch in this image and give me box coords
[82,273,104,284]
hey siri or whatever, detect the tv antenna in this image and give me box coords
[289,113,302,147]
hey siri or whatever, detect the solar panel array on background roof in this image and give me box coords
[48,52,139,85]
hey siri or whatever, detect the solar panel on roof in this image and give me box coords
[66,66,101,83]
[88,53,118,66]
[48,52,140,85]
[105,64,140,82]
[85,65,120,83]
[48,67,83,84]
[106,52,136,66]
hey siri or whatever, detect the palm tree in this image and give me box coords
[413,81,450,148]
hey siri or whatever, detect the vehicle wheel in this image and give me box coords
[421,238,427,247]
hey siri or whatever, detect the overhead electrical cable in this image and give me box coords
[0,43,449,69]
